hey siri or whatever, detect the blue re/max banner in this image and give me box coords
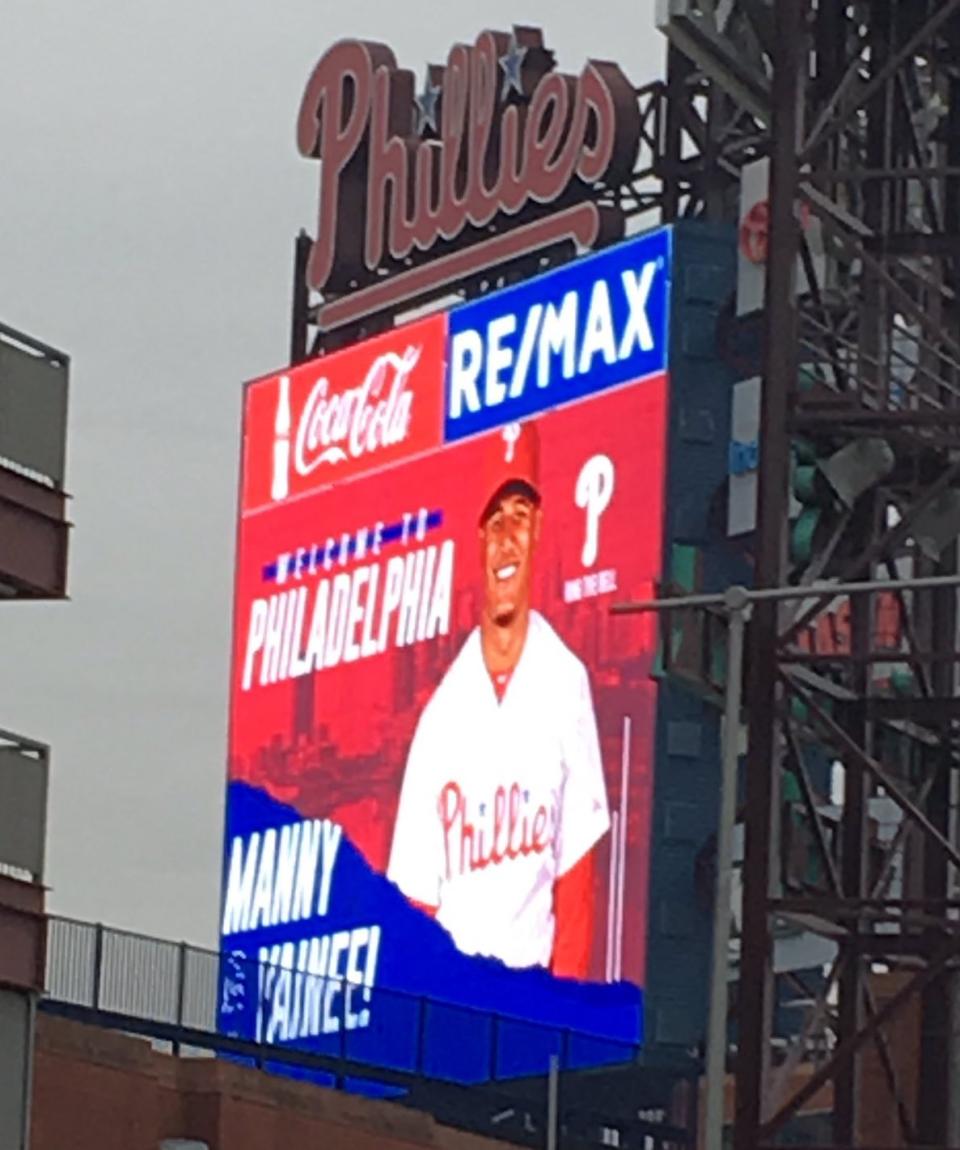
[444,227,672,442]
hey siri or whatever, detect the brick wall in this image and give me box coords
[31,1016,510,1150]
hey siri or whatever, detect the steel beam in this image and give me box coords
[791,681,960,874]
[833,565,871,1143]
[760,935,960,1139]
[916,549,957,1144]
[802,0,960,160]
[732,4,805,1148]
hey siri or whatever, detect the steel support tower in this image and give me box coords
[658,2,960,1147]
[288,4,960,1144]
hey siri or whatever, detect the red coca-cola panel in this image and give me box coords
[241,314,446,513]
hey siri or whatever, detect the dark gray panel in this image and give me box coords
[0,990,31,1150]
[0,337,68,487]
[0,745,48,880]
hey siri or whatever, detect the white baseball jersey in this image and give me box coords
[387,610,610,970]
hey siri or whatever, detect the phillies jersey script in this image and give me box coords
[388,611,610,969]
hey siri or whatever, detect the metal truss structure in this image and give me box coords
[286,4,960,1145]
[656,2,960,1148]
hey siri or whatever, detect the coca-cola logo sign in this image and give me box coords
[245,315,446,511]
[297,27,641,332]
[294,346,420,474]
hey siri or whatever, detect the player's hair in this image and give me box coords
[479,480,542,526]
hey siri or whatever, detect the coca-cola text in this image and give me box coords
[291,346,420,478]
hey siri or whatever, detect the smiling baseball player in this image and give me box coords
[387,420,610,977]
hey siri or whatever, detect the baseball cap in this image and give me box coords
[479,421,541,524]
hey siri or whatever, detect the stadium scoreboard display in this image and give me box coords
[219,221,739,1080]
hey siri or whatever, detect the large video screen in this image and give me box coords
[219,227,672,1080]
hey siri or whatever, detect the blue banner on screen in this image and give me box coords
[445,227,671,441]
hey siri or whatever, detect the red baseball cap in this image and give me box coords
[479,421,541,524]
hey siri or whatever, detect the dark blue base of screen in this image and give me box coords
[218,783,643,1084]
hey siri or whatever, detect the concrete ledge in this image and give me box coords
[0,465,70,598]
[0,875,46,992]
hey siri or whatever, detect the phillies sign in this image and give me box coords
[297,27,641,332]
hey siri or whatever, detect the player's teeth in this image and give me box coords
[497,565,517,580]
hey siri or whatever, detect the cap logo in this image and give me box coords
[502,422,521,464]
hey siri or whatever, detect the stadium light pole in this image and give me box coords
[704,586,749,1150]
[610,570,960,1149]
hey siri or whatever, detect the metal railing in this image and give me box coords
[43,916,646,1083]
[41,916,700,1150]
[45,918,219,1032]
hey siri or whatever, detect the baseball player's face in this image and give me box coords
[480,493,541,626]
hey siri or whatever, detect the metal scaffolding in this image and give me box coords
[660,2,960,1147]
[286,5,960,1143]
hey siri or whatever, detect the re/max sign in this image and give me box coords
[444,228,671,440]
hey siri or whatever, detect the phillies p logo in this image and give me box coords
[575,455,615,568]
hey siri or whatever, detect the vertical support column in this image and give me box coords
[943,70,960,1148]
[289,230,311,366]
[91,922,104,1012]
[834,569,871,1143]
[173,940,188,1056]
[704,591,748,1150]
[947,76,960,246]
[812,0,844,127]
[918,549,957,1144]
[861,6,890,406]
[733,5,806,1149]
[662,45,693,222]
[546,1054,560,1150]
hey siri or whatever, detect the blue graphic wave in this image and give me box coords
[219,781,643,1083]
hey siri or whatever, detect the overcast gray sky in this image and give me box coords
[0,1,664,947]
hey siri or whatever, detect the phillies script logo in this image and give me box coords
[297,27,641,331]
[438,781,558,880]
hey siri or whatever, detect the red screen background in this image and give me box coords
[228,371,667,985]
